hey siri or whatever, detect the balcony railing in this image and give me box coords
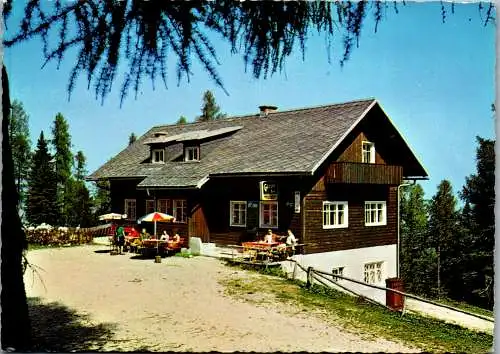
[326,162,403,185]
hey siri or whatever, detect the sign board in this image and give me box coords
[294,191,301,213]
[260,181,278,200]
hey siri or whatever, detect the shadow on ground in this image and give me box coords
[93,249,111,254]
[28,297,116,352]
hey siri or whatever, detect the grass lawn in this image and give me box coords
[435,297,493,319]
[220,264,493,353]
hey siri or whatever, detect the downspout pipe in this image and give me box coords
[397,182,412,278]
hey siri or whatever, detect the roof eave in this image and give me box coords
[136,185,198,190]
[376,104,429,178]
[209,171,310,178]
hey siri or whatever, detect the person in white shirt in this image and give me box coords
[264,229,274,243]
[160,230,170,241]
[285,229,298,252]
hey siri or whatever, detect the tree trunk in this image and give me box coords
[1,65,32,350]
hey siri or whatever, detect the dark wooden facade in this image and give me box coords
[302,177,397,254]
[199,177,303,245]
[326,162,403,185]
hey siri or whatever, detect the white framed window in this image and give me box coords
[362,141,375,163]
[124,199,136,220]
[157,199,170,214]
[230,201,247,227]
[365,201,387,226]
[260,201,278,228]
[152,148,165,163]
[145,199,155,214]
[332,267,345,281]
[323,201,348,229]
[185,146,200,161]
[364,262,384,284]
[173,199,187,223]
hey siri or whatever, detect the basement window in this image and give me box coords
[364,262,383,285]
[332,267,345,281]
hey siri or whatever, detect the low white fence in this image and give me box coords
[283,258,494,333]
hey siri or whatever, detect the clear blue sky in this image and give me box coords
[4,2,495,201]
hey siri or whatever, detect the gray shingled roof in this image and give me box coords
[89,98,422,188]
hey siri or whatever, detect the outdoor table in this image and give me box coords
[141,239,168,248]
[242,241,279,250]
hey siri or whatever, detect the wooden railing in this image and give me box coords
[287,259,494,323]
[326,162,403,185]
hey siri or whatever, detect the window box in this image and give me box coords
[323,201,348,229]
[364,201,386,226]
[230,201,247,227]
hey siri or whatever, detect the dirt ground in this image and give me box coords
[24,244,417,352]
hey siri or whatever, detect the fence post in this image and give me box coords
[306,266,313,288]
[292,261,297,280]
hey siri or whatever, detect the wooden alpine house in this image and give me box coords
[88,98,428,285]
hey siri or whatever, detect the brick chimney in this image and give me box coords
[259,105,278,117]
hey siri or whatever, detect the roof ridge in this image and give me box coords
[262,97,376,116]
[151,97,376,130]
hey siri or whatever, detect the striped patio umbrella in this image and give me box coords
[137,212,175,238]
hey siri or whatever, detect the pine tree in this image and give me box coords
[428,180,459,298]
[176,116,188,125]
[68,151,93,227]
[400,184,436,295]
[197,90,226,122]
[92,180,112,221]
[128,133,137,145]
[51,113,73,225]
[459,137,495,308]
[5,2,494,105]
[8,100,32,215]
[26,131,58,226]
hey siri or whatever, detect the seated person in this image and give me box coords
[172,233,181,243]
[160,230,170,241]
[140,228,151,240]
[285,229,298,251]
[263,229,274,244]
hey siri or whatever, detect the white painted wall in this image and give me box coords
[282,244,397,305]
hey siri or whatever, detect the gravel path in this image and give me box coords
[24,245,416,352]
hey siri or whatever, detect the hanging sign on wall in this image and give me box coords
[294,191,301,213]
[260,181,278,200]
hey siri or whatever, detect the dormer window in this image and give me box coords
[362,141,375,163]
[152,148,165,163]
[185,146,200,161]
